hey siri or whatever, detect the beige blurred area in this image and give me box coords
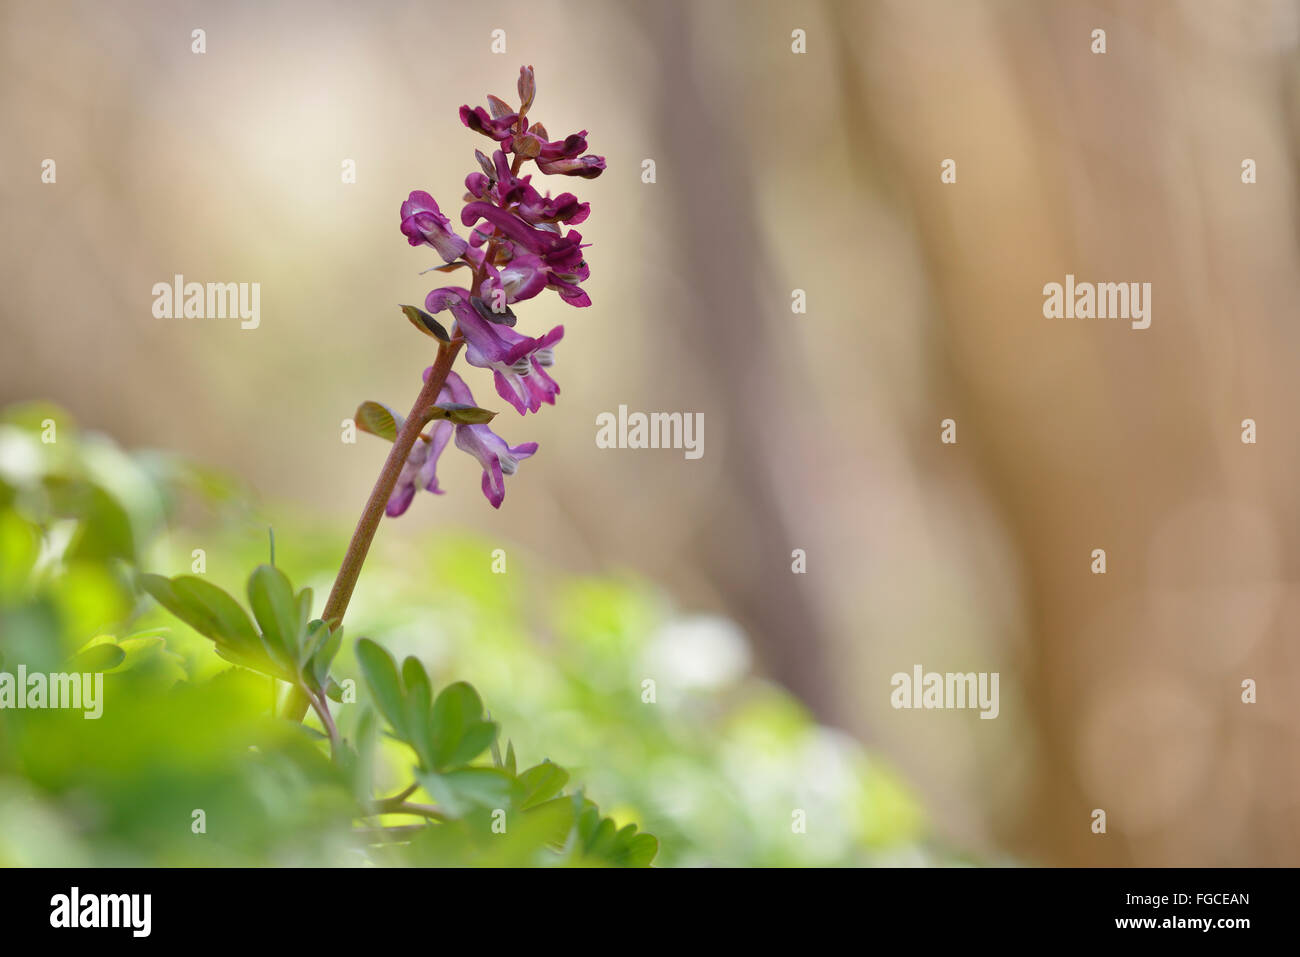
[3,0,1299,865]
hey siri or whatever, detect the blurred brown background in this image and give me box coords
[3,0,1299,865]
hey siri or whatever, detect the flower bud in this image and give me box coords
[517,64,536,114]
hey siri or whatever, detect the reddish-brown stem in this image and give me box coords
[306,685,340,752]
[322,340,463,627]
[282,340,463,722]
[290,159,508,724]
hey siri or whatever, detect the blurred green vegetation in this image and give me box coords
[0,402,932,866]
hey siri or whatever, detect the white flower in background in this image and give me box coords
[642,614,751,694]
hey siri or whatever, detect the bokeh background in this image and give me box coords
[3,0,1300,865]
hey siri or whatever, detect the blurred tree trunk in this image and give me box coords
[832,0,1300,864]
[626,0,847,726]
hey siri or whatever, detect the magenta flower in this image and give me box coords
[465,150,590,227]
[466,322,563,415]
[515,126,606,179]
[459,103,519,144]
[536,130,588,162]
[441,368,538,509]
[464,149,526,207]
[494,253,549,303]
[458,203,592,307]
[439,366,535,509]
[459,202,563,252]
[532,130,606,178]
[476,247,587,309]
[456,420,538,509]
[425,286,563,414]
[400,191,469,263]
[385,369,536,513]
[386,420,452,517]
[515,184,589,226]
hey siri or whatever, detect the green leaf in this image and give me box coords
[299,618,330,671]
[429,681,497,770]
[400,304,450,342]
[504,740,517,777]
[613,830,659,868]
[68,642,126,672]
[325,676,346,703]
[105,635,162,671]
[426,403,497,425]
[430,681,482,736]
[47,479,135,563]
[489,721,503,768]
[401,656,434,768]
[335,706,378,800]
[0,512,39,602]
[140,573,265,664]
[564,799,658,866]
[247,564,300,669]
[355,638,405,738]
[451,721,499,769]
[514,761,569,811]
[419,767,511,817]
[295,588,313,643]
[520,795,577,847]
[572,798,599,846]
[354,402,404,443]
[583,815,617,858]
[310,623,343,690]
[109,634,188,682]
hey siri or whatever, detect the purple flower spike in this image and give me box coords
[400,191,469,262]
[392,67,602,510]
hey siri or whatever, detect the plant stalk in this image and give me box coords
[322,339,462,626]
[281,339,462,721]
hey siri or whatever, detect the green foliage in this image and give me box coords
[351,636,652,865]
[426,404,498,425]
[399,304,450,343]
[0,405,936,867]
[131,565,651,863]
[0,408,351,864]
[0,407,658,864]
[354,401,404,443]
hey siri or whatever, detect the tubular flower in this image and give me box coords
[455,419,538,509]
[441,368,537,508]
[400,191,468,262]
[385,416,452,517]
[424,286,563,414]
[384,370,536,513]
